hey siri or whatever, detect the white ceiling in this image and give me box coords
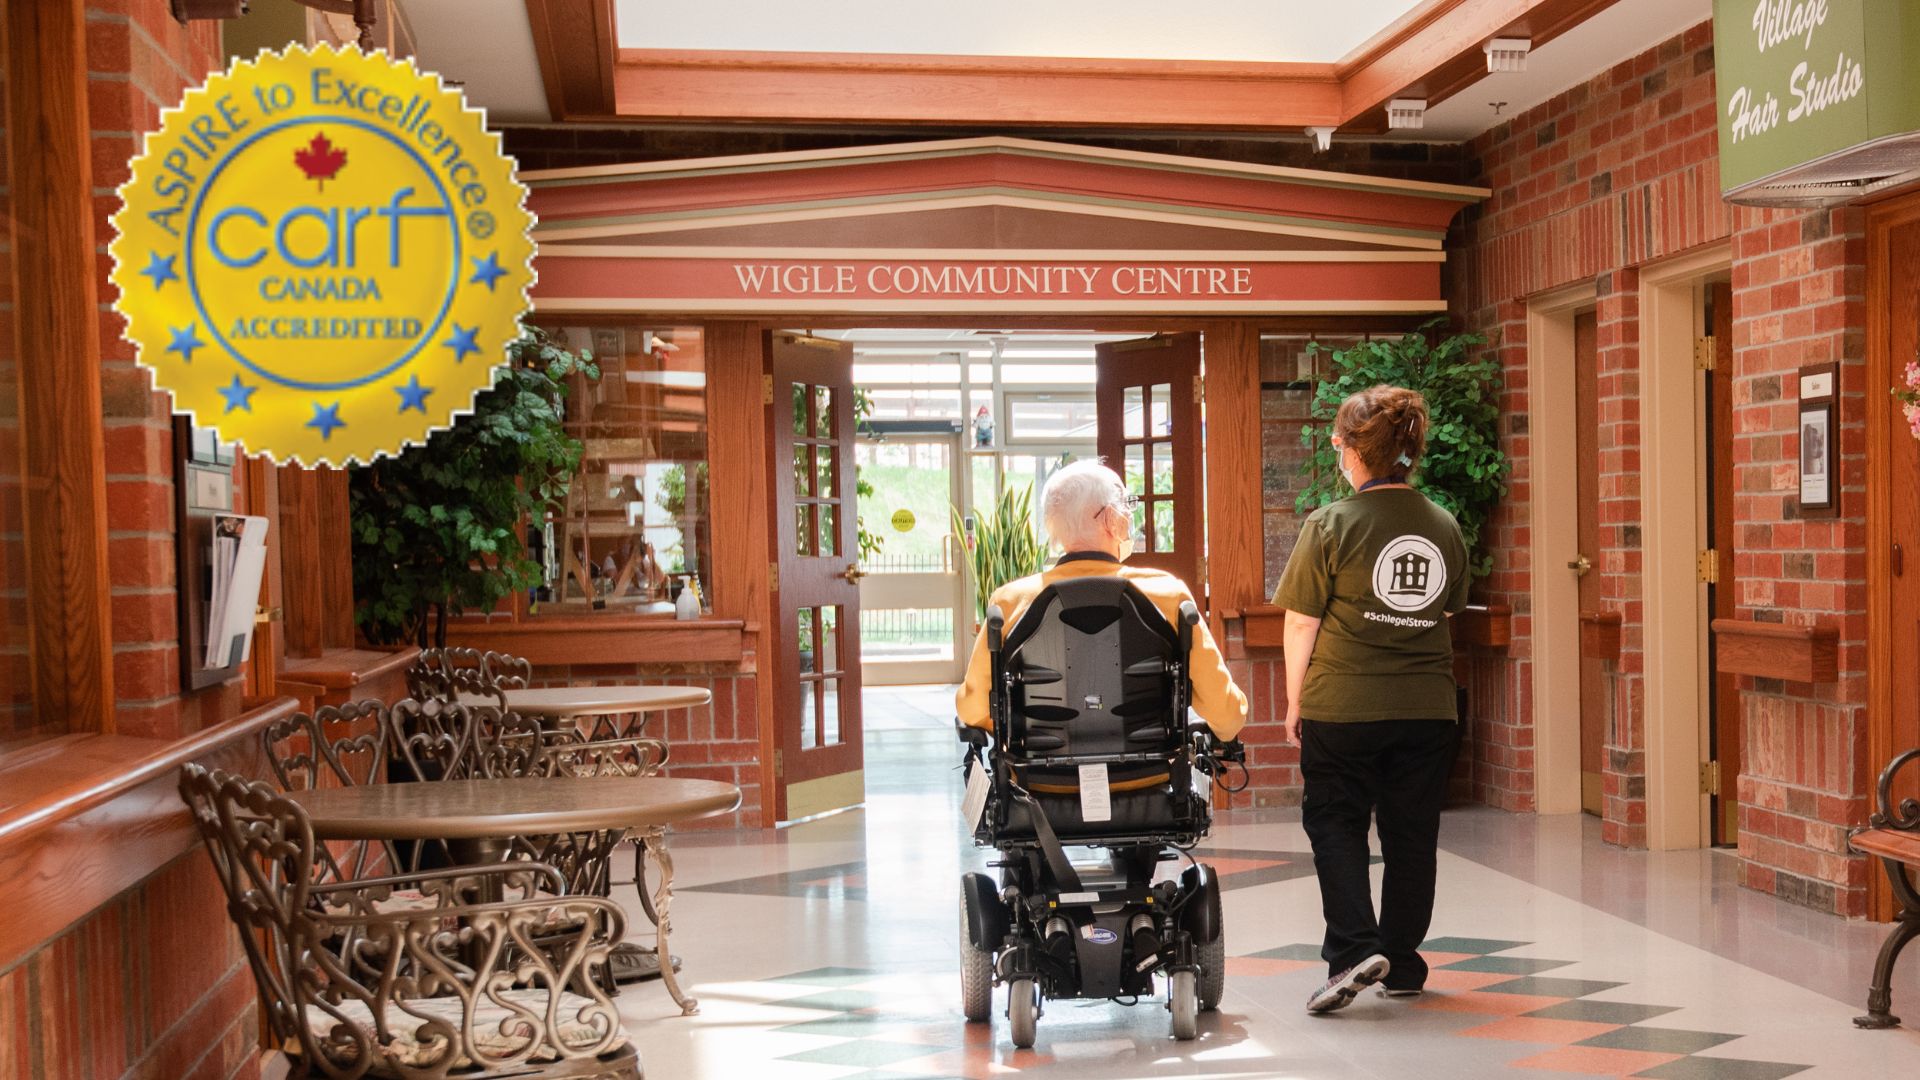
[393,0,553,122]
[615,0,1431,64]
[1395,0,1711,142]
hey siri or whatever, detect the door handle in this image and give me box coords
[842,562,868,584]
[1896,542,1905,578]
[1567,555,1592,577]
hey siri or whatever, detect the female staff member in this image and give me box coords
[1271,384,1470,1015]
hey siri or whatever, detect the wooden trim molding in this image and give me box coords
[1710,619,1839,685]
[444,617,747,667]
[1579,610,1623,661]
[0,696,299,970]
[523,0,619,119]
[7,0,114,730]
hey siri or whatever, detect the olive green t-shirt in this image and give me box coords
[1271,488,1470,722]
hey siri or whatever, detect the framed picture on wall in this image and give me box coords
[1798,362,1839,515]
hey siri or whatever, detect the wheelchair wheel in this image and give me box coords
[1008,977,1038,1049]
[1169,969,1198,1040]
[960,898,993,1022]
[1197,936,1226,1011]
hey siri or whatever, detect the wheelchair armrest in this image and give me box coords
[956,719,991,749]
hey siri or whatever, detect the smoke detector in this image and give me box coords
[1484,38,1531,73]
[1387,99,1427,130]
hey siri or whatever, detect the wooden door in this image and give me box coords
[1094,333,1204,594]
[766,332,865,822]
[1575,311,1605,816]
[1705,281,1740,845]
[1876,205,1920,918]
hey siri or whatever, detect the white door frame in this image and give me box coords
[1639,244,1731,850]
[1527,281,1596,816]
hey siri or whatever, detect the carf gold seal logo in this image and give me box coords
[110,44,532,465]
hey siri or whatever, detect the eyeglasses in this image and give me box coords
[1101,493,1141,518]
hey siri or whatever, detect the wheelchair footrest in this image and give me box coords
[1045,886,1157,908]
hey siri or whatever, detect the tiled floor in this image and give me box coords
[607,685,1920,1078]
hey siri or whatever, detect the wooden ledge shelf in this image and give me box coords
[1711,618,1839,684]
[0,696,298,970]
[282,646,420,691]
[1229,602,1511,652]
[1580,610,1623,661]
[448,616,747,666]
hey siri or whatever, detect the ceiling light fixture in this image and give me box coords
[1306,127,1335,152]
[1387,99,1427,130]
[1484,38,1532,73]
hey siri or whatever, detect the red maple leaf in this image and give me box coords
[293,132,347,189]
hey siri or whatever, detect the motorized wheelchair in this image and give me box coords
[956,574,1247,1046]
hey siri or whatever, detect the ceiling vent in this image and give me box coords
[1726,130,1920,207]
[1484,38,1531,73]
[1386,98,1427,130]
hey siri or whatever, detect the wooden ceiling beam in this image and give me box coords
[523,0,619,120]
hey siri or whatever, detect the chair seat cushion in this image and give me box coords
[303,988,628,1070]
[1000,786,1200,841]
[320,889,438,918]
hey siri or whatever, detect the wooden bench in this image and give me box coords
[1849,748,1920,1029]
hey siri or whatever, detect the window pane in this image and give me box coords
[821,605,839,672]
[531,325,712,616]
[814,385,835,438]
[795,505,814,557]
[1154,499,1175,551]
[822,677,842,746]
[815,447,835,501]
[857,441,953,573]
[819,503,839,556]
[792,380,808,435]
[1124,443,1146,496]
[1151,383,1172,435]
[1152,453,1175,495]
[1007,394,1097,440]
[793,445,812,497]
[864,387,961,420]
[800,679,817,749]
[860,607,955,661]
[800,607,817,674]
[1123,385,1144,438]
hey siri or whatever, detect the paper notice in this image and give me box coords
[962,758,991,829]
[1078,763,1112,823]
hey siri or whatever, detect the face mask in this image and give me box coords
[1337,445,1355,489]
[1117,531,1136,562]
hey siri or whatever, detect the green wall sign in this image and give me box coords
[1713,0,1920,194]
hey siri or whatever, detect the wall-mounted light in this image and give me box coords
[1305,127,1335,152]
[1387,99,1427,130]
[1484,38,1531,73]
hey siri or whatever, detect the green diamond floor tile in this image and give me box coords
[1247,943,1324,961]
[1577,1027,1742,1054]
[762,966,883,987]
[1420,936,1533,954]
[778,1040,953,1069]
[1442,955,1576,975]
[773,989,889,1012]
[1482,975,1627,998]
[1527,1000,1682,1024]
[1630,1056,1810,1080]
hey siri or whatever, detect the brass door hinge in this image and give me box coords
[1694,336,1717,371]
[1697,549,1720,584]
[762,373,774,405]
[774,749,784,778]
[1699,760,1722,797]
[768,561,779,593]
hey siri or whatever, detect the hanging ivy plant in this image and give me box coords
[1295,321,1509,579]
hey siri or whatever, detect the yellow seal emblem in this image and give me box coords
[110,44,532,465]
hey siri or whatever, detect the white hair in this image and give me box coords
[1041,460,1128,551]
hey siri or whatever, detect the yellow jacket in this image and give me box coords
[954,558,1248,739]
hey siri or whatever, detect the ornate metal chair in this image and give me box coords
[179,764,641,1079]
[262,701,395,882]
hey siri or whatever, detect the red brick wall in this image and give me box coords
[1448,21,1875,913]
[1,8,263,1080]
[524,654,766,828]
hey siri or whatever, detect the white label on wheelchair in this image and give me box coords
[962,758,991,829]
[1078,763,1112,823]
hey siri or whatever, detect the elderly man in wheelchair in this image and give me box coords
[954,460,1249,1047]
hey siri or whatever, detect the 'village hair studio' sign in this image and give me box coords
[1713,0,1920,203]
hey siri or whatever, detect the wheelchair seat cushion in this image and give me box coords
[999,785,1196,841]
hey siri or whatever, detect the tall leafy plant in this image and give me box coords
[1296,321,1507,578]
[952,484,1047,623]
[350,327,599,648]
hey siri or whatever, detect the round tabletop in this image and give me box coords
[285,777,742,840]
[457,684,712,717]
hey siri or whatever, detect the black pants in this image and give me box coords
[1299,718,1460,987]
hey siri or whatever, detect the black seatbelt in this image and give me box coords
[1009,785,1083,894]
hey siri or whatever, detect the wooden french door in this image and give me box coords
[766,332,865,822]
[1870,197,1920,920]
[1574,311,1605,816]
[1094,333,1204,594]
[1704,281,1740,846]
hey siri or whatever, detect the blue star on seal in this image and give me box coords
[468,252,507,291]
[395,374,433,413]
[166,323,206,362]
[443,323,481,361]
[219,375,256,413]
[140,251,179,289]
[307,402,346,440]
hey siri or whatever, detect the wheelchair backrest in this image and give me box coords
[998,575,1186,759]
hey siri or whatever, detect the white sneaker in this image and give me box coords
[1305,955,1391,1014]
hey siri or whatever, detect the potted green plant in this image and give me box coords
[1295,321,1508,580]
[951,483,1047,626]
[349,326,599,648]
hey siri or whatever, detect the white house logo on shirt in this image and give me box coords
[1371,535,1447,613]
